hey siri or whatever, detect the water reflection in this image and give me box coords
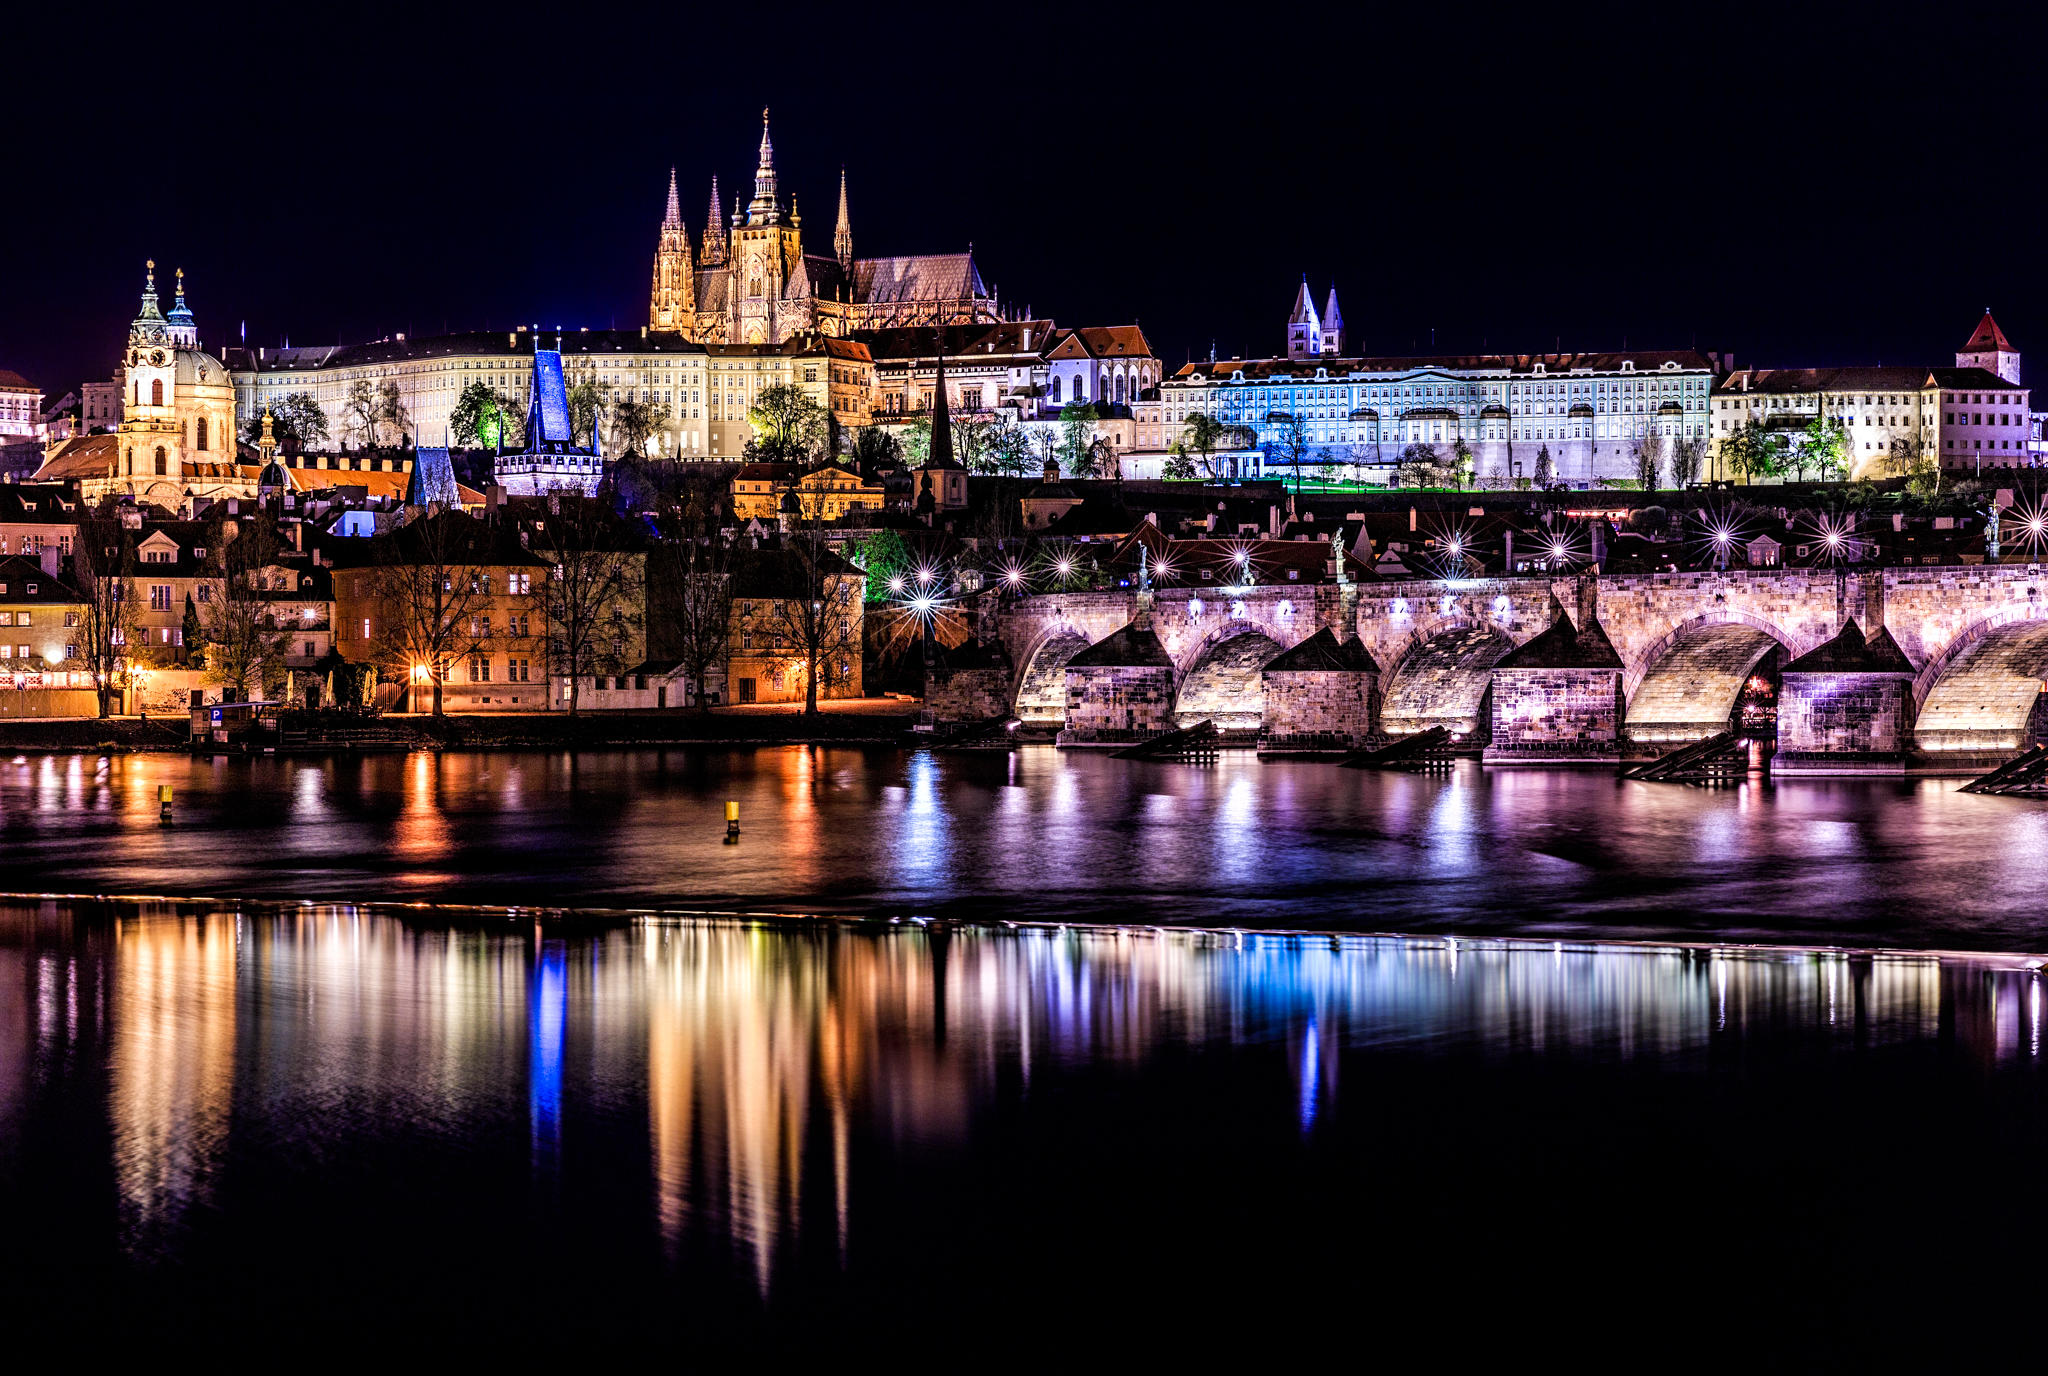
[2,902,2042,1306]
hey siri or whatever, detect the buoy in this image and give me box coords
[158,784,173,826]
[724,800,740,844]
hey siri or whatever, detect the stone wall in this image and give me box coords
[928,666,1014,724]
[1057,665,1175,747]
[1777,672,1915,771]
[1378,624,1514,739]
[1485,668,1622,762]
[1258,670,1374,752]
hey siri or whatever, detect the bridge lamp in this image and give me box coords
[1546,537,1571,565]
[1054,557,1074,579]
[914,563,938,588]
[909,594,936,619]
[887,573,906,595]
[1003,567,1025,588]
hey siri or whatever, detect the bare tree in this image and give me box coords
[1670,434,1707,488]
[649,476,734,710]
[761,522,864,718]
[359,512,513,716]
[200,511,290,702]
[72,505,139,718]
[531,495,643,716]
[1635,429,1664,491]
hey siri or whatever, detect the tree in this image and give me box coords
[898,415,932,467]
[566,375,610,450]
[243,391,330,453]
[1721,420,1788,482]
[843,528,912,603]
[532,495,644,716]
[1799,416,1850,482]
[952,415,994,471]
[1274,414,1310,491]
[1163,443,1198,481]
[449,380,518,449]
[343,379,410,448]
[1891,434,1942,498]
[359,512,514,716]
[1396,441,1444,489]
[978,416,1036,476]
[1181,412,1229,481]
[201,510,291,702]
[1060,402,1099,475]
[1670,434,1707,488]
[848,426,901,477]
[610,398,670,457]
[1634,430,1663,491]
[747,383,827,462]
[761,519,865,718]
[73,505,139,718]
[1450,435,1475,489]
[180,594,203,669]
[1535,444,1555,488]
[669,532,732,711]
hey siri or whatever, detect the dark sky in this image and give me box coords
[10,1,2046,395]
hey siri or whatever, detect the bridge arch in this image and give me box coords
[1912,612,2048,753]
[1014,629,1093,722]
[1378,621,1517,739]
[1623,613,1799,743]
[1173,623,1286,730]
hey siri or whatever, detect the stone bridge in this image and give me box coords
[986,564,2048,759]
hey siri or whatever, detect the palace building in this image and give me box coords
[648,110,1001,346]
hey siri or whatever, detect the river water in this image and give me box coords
[3,749,2046,1356]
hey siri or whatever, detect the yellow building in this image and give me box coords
[730,462,886,523]
[0,555,96,714]
[705,336,876,458]
[726,546,865,704]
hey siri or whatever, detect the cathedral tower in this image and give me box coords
[649,167,696,335]
[1322,284,1344,356]
[700,175,726,267]
[729,108,803,345]
[834,167,854,274]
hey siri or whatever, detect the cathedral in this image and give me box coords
[649,110,1002,345]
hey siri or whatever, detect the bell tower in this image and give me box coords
[117,260,184,490]
[731,108,804,344]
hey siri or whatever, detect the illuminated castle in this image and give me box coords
[648,109,1001,346]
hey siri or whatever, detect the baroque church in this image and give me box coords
[36,263,258,508]
[649,109,1001,345]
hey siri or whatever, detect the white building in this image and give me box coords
[0,369,41,444]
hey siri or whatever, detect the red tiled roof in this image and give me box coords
[0,369,38,393]
[1963,311,2014,353]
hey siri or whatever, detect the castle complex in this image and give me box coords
[648,110,1001,345]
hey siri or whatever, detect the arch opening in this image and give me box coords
[1379,624,1516,740]
[1625,621,1789,745]
[1915,619,2048,754]
[1015,631,1090,723]
[1174,630,1283,731]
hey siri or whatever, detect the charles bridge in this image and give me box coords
[937,564,2048,770]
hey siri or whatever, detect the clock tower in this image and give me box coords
[119,260,185,489]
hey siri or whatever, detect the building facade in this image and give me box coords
[1165,348,1716,485]
[649,110,1001,347]
[37,265,257,507]
[0,370,42,444]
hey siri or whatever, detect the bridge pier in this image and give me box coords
[1483,598,1626,765]
[1256,629,1378,754]
[1056,621,1176,749]
[1774,620,1918,775]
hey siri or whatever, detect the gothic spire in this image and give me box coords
[834,166,853,271]
[663,167,682,228]
[701,176,725,266]
[749,106,779,219]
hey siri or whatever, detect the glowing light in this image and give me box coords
[1188,597,1204,620]
[1055,558,1073,577]
[887,574,905,595]
[909,595,936,618]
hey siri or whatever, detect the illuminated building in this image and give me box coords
[0,368,42,443]
[703,335,874,458]
[652,109,1001,346]
[493,349,607,497]
[37,263,259,508]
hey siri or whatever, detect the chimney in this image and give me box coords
[38,546,58,577]
[1408,506,1417,532]
[1503,529,1514,571]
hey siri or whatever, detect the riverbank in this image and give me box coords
[0,700,925,753]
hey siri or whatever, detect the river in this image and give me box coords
[1,748,2045,1357]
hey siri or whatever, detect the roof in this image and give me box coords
[1065,621,1172,669]
[1261,626,1379,673]
[406,446,462,507]
[856,320,1058,363]
[1495,600,1624,669]
[850,253,987,306]
[0,556,82,602]
[1781,619,1916,674]
[1963,311,2014,353]
[1045,326,1153,361]
[223,328,706,375]
[32,434,118,482]
[0,369,37,392]
[1173,349,1716,382]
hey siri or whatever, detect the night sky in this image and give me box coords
[9,2,2046,396]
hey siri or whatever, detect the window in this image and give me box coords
[154,447,167,476]
[64,611,77,627]
[468,657,491,682]
[151,379,163,407]
[196,416,208,451]
[17,612,27,627]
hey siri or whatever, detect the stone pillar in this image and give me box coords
[1056,621,1176,748]
[1773,619,1918,775]
[1483,596,1626,764]
[1256,628,1379,754]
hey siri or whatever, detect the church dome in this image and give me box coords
[173,348,229,387]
